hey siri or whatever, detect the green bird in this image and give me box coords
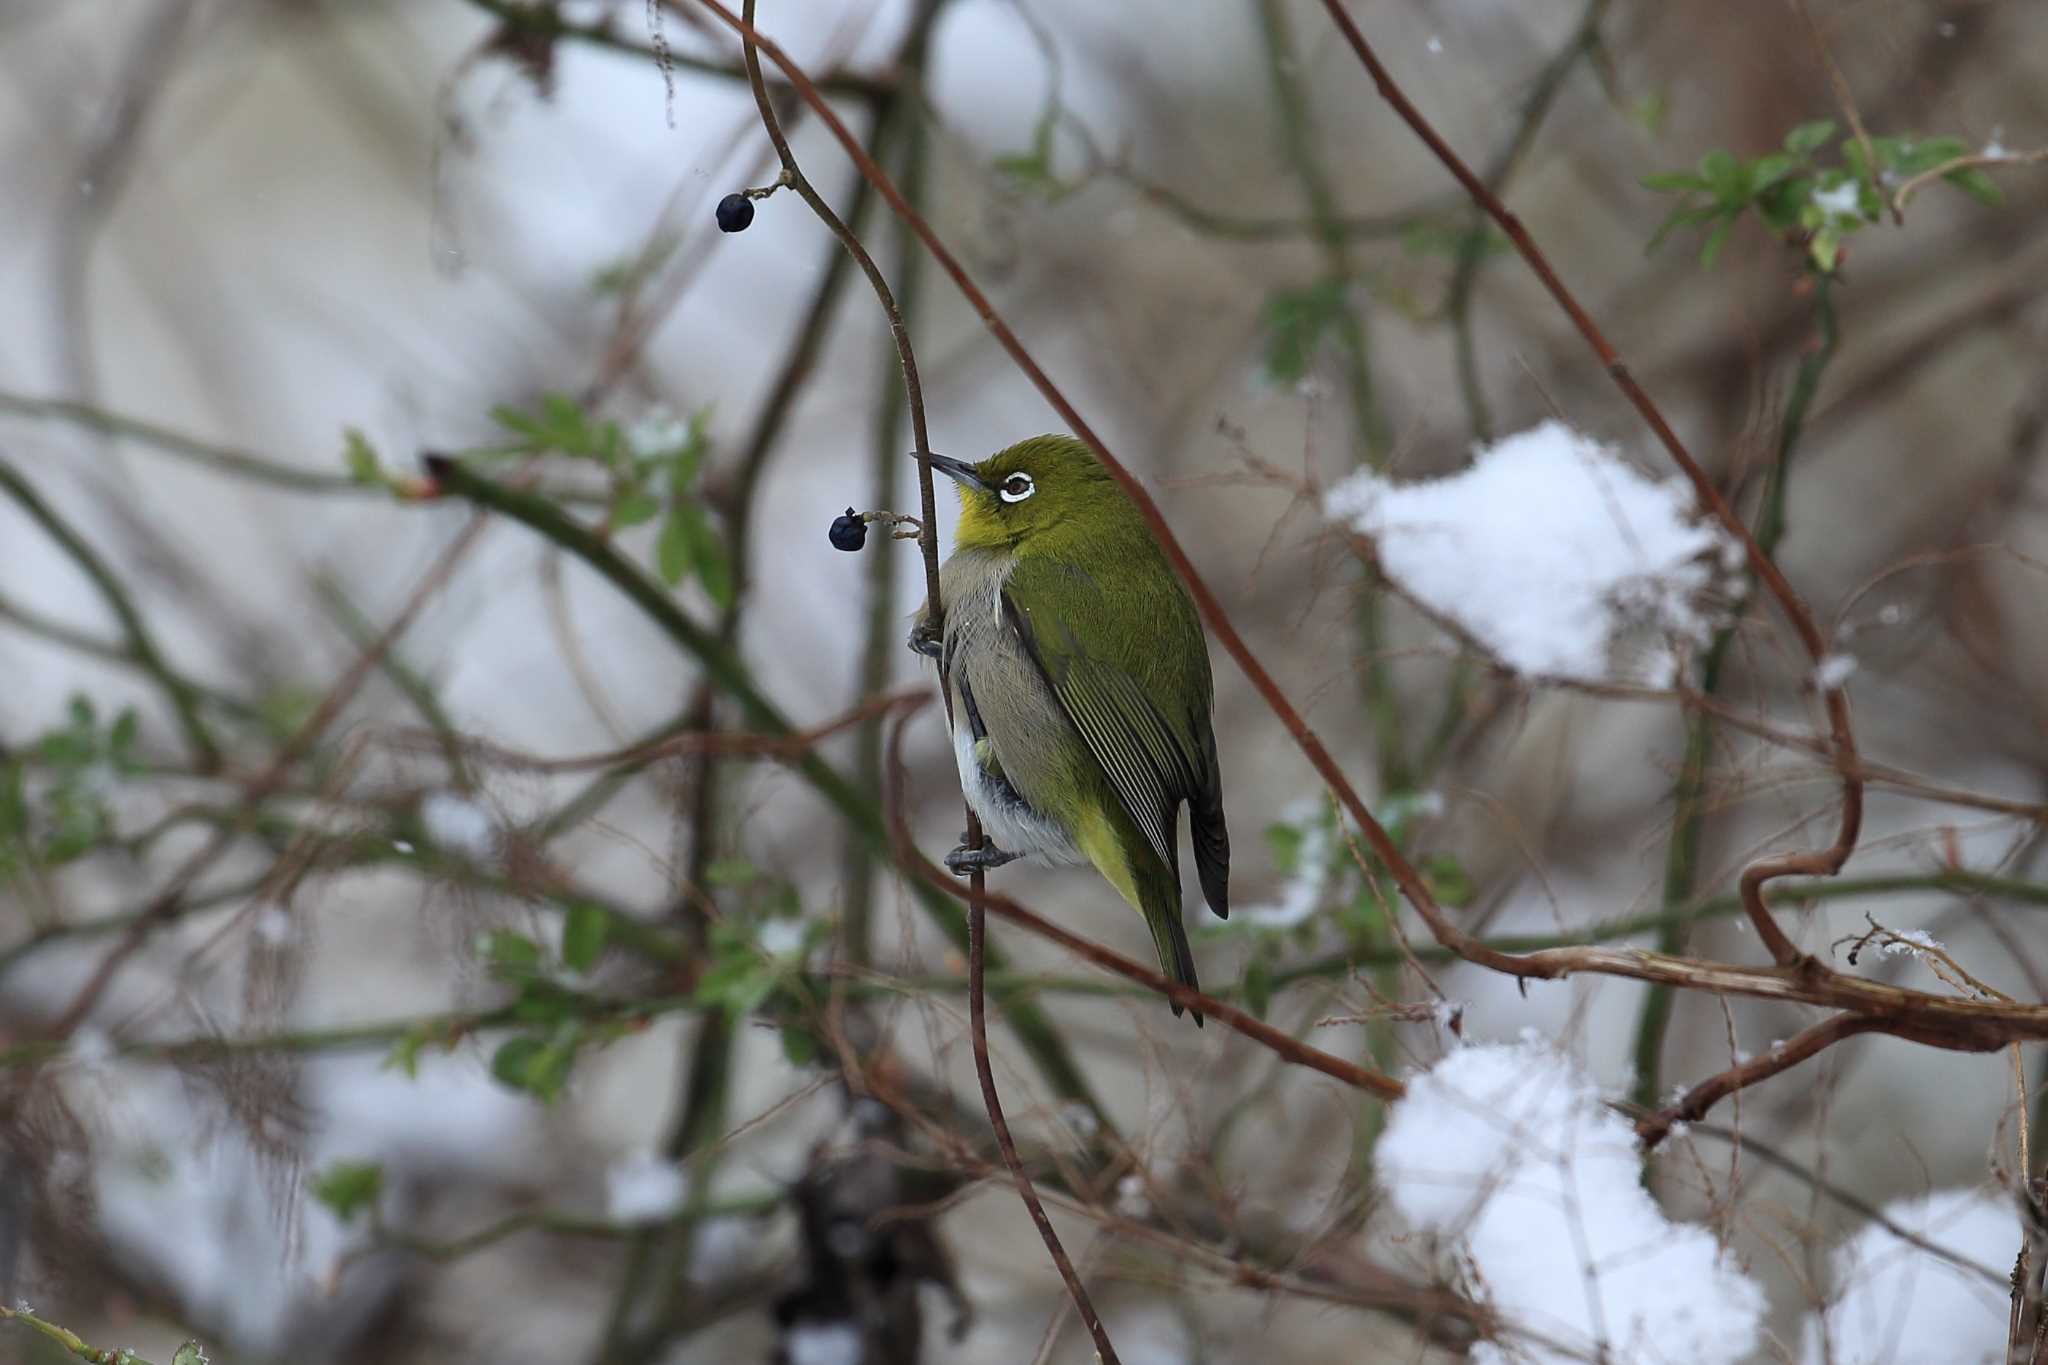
[912,435,1230,1023]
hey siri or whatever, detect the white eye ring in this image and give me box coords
[998,473,1035,503]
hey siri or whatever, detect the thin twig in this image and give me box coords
[1891,146,2048,216]
[1791,0,1899,225]
[0,456,221,770]
[1636,1013,1883,1144]
[728,3,1117,1353]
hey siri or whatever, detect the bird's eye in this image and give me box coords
[999,473,1035,503]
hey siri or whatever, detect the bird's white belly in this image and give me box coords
[951,725,1084,864]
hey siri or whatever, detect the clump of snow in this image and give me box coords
[1115,1303,1194,1365]
[1324,422,1734,684]
[1815,653,1859,690]
[1881,927,1946,957]
[1115,1173,1153,1220]
[1799,1187,2014,1365]
[68,1027,115,1068]
[420,791,495,862]
[1813,180,1865,221]
[1376,1040,1764,1365]
[784,1321,863,1365]
[606,1150,689,1224]
[251,904,295,946]
[757,918,808,957]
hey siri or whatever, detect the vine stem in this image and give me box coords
[1310,0,1862,969]
[731,2,1118,1357]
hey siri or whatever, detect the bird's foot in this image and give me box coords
[908,619,943,660]
[945,838,1020,875]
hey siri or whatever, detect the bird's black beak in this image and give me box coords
[917,452,988,492]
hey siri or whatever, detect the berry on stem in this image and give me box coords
[828,507,867,552]
[716,193,755,233]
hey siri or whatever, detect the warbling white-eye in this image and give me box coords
[912,435,1230,1023]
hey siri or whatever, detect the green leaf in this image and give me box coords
[994,111,1062,194]
[1697,216,1736,269]
[1639,171,1709,193]
[510,979,578,1025]
[1628,90,1669,136]
[491,1036,547,1091]
[1754,177,1813,232]
[1840,139,1870,183]
[1262,279,1350,384]
[1243,953,1273,1020]
[1945,166,2004,207]
[343,428,382,485]
[1895,135,1967,177]
[488,1026,581,1101]
[704,856,757,887]
[562,903,610,973]
[491,404,546,442]
[1782,119,1837,156]
[1747,153,1798,193]
[611,491,660,528]
[172,1343,212,1365]
[108,708,140,767]
[1263,821,1306,875]
[656,509,693,586]
[1421,853,1474,908]
[382,1022,442,1079]
[1645,201,1723,255]
[1697,149,1743,200]
[780,1021,819,1067]
[484,930,542,971]
[311,1159,384,1223]
[0,762,26,839]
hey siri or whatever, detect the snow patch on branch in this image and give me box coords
[1376,1040,1763,1365]
[1324,422,1734,684]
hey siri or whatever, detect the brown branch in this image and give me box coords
[1635,1013,1885,1145]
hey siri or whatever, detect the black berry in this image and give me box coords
[828,507,867,552]
[716,193,755,233]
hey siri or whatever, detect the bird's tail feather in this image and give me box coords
[1079,808,1205,1026]
[1143,900,1204,1027]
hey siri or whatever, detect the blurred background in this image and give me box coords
[2,0,2046,1361]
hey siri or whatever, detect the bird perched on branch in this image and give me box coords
[912,435,1230,1022]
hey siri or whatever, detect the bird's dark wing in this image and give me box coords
[999,557,1228,913]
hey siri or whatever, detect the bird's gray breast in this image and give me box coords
[940,554,1085,864]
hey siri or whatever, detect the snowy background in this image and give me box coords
[3,1,2048,1362]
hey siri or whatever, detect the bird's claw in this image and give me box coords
[945,841,1019,875]
[908,620,943,660]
